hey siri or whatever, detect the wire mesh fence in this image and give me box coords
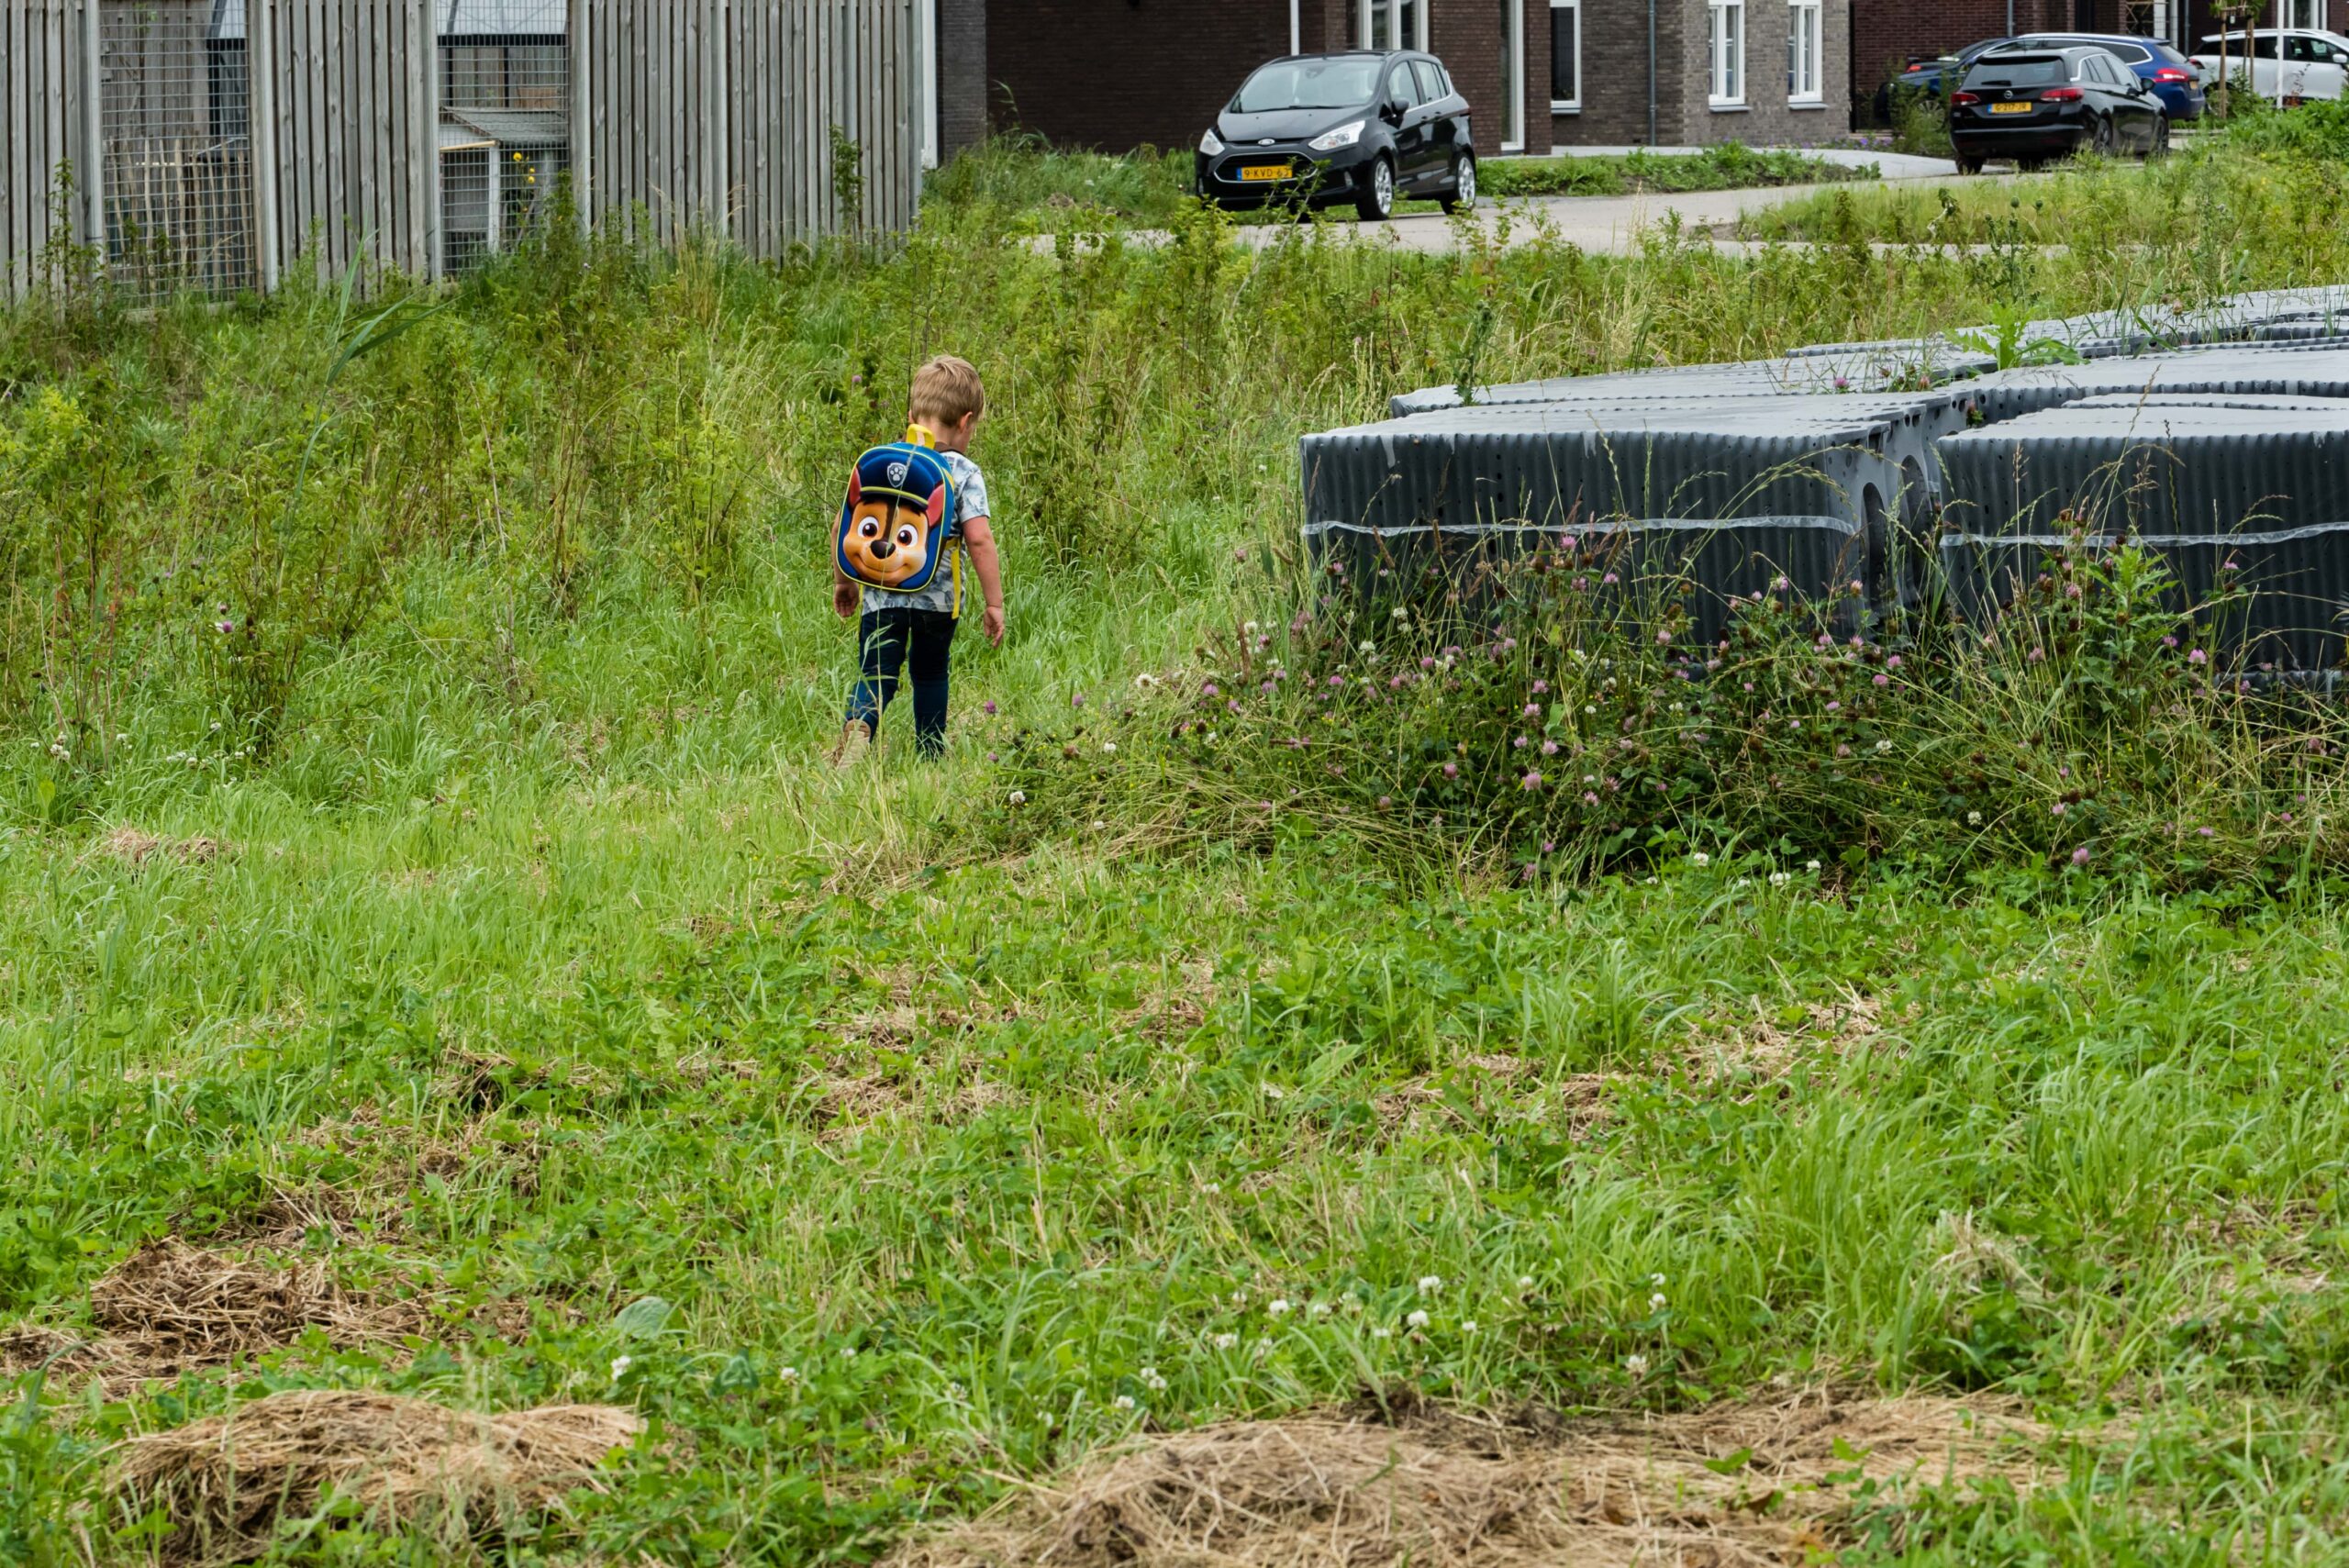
[438,0,570,273]
[100,0,257,300]
[4,0,928,303]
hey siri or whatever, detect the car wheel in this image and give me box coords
[1955,154,1986,175]
[2148,114,2172,159]
[2090,116,2116,158]
[1355,156,1396,223]
[1439,153,1477,213]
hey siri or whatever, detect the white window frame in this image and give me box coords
[1709,0,1746,107]
[2284,0,2327,30]
[1500,0,1526,150]
[1787,0,1822,104]
[1550,0,1582,112]
[1359,0,1431,50]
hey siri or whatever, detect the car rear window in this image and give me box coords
[1966,55,2069,87]
[1232,57,1383,113]
[2151,42,2192,65]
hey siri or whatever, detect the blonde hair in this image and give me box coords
[909,354,986,428]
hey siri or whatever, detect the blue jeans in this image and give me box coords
[846,606,956,756]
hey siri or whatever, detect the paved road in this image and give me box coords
[1065,167,2009,258]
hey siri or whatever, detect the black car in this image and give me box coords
[1950,46,2167,172]
[1877,37,2014,123]
[1197,51,1474,221]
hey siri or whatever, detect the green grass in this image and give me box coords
[6,142,2349,1562]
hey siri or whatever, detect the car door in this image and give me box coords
[2099,56,2156,146]
[2284,34,2349,98]
[1411,59,1461,181]
[1384,59,1432,188]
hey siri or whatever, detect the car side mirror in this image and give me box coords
[1381,98,1407,123]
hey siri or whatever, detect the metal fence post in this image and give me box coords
[250,0,280,293]
[569,0,590,240]
[420,0,442,281]
[80,0,104,260]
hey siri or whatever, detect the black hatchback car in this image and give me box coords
[1197,52,1475,221]
[1950,46,2167,172]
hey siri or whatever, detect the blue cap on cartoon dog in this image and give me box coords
[849,444,951,517]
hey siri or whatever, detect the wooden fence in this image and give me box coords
[1,0,928,302]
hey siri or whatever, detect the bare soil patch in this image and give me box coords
[108,1388,641,1564]
[890,1388,2068,1568]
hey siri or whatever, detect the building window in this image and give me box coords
[1787,0,1821,103]
[1360,0,1429,50]
[1550,0,1580,110]
[2285,0,2327,28]
[1708,0,1744,106]
[1499,0,1525,148]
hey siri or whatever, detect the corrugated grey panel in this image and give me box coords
[1942,523,2349,673]
[1937,399,2349,539]
[1305,516,1868,646]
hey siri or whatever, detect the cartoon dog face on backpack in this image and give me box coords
[841,470,948,587]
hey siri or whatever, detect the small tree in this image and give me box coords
[2212,0,2257,119]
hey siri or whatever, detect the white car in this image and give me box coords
[2191,28,2349,100]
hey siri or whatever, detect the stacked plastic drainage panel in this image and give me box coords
[1302,287,2349,668]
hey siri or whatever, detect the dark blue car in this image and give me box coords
[2014,33,2208,120]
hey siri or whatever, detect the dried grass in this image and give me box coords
[108,1388,642,1564]
[92,827,225,868]
[889,1389,2066,1568]
[2,1238,426,1390]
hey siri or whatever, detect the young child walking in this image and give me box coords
[834,354,1005,759]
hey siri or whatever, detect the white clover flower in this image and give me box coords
[1243,621,1261,636]
[1966,810,1983,826]
[609,1355,633,1380]
[1624,1353,1650,1376]
[1876,739,1894,753]
[777,1364,799,1384]
[1769,871,1790,887]
[841,1346,858,1358]
[1092,819,1108,831]
[1517,1275,1535,1292]
[1417,1275,1443,1296]
[1391,606,1408,623]
[1690,851,1710,867]
[1008,790,1027,805]
[1113,1394,1137,1411]
[1141,1367,1168,1391]
[1101,741,1117,754]
[1308,1301,1332,1318]
[1649,1292,1669,1312]
[1406,1309,1431,1329]
[1252,1337,1274,1360]
[1733,877,1751,890]
[1371,1326,1392,1340]
[1198,1181,1221,1195]
[1211,1332,1240,1351]
[1134,672,1160,689]
[1267,1299,1293,1318]
[1650,1273,1667,1287]
[1806,860,1821,873]
[946,1382,967,1402]
[1358,639,1377,655]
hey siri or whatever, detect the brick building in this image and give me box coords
[936,0,1852,160]
[1851,1,2336,123]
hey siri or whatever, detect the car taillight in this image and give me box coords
[2154,67,2191,83]
[1952,91,1982,106]
[2042,86,2084,101]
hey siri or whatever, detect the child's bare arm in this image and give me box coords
[832,564,860,619]
[963,516,1005,646]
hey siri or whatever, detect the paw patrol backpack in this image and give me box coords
[837,425,961,603]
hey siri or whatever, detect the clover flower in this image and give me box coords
[2071,846,2091,866]
[610,1355,633,1380]
[1520,772,1542,791]
[1418,1274,1444,1296]
[1649,1292,1668,1312]
[1267,1299,1292,1318]
[1141,1367,1169,1391]
[2188,649,2208,665]
[1211,1332,1240,1351]
[1624,1353,1650,1376]
[1008,790,1026,805]
[1690,851,1710,867]
[1406,1309,1431,1329]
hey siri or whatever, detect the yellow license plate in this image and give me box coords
[1989,102,2034,114]
[1238,162,1294,181]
